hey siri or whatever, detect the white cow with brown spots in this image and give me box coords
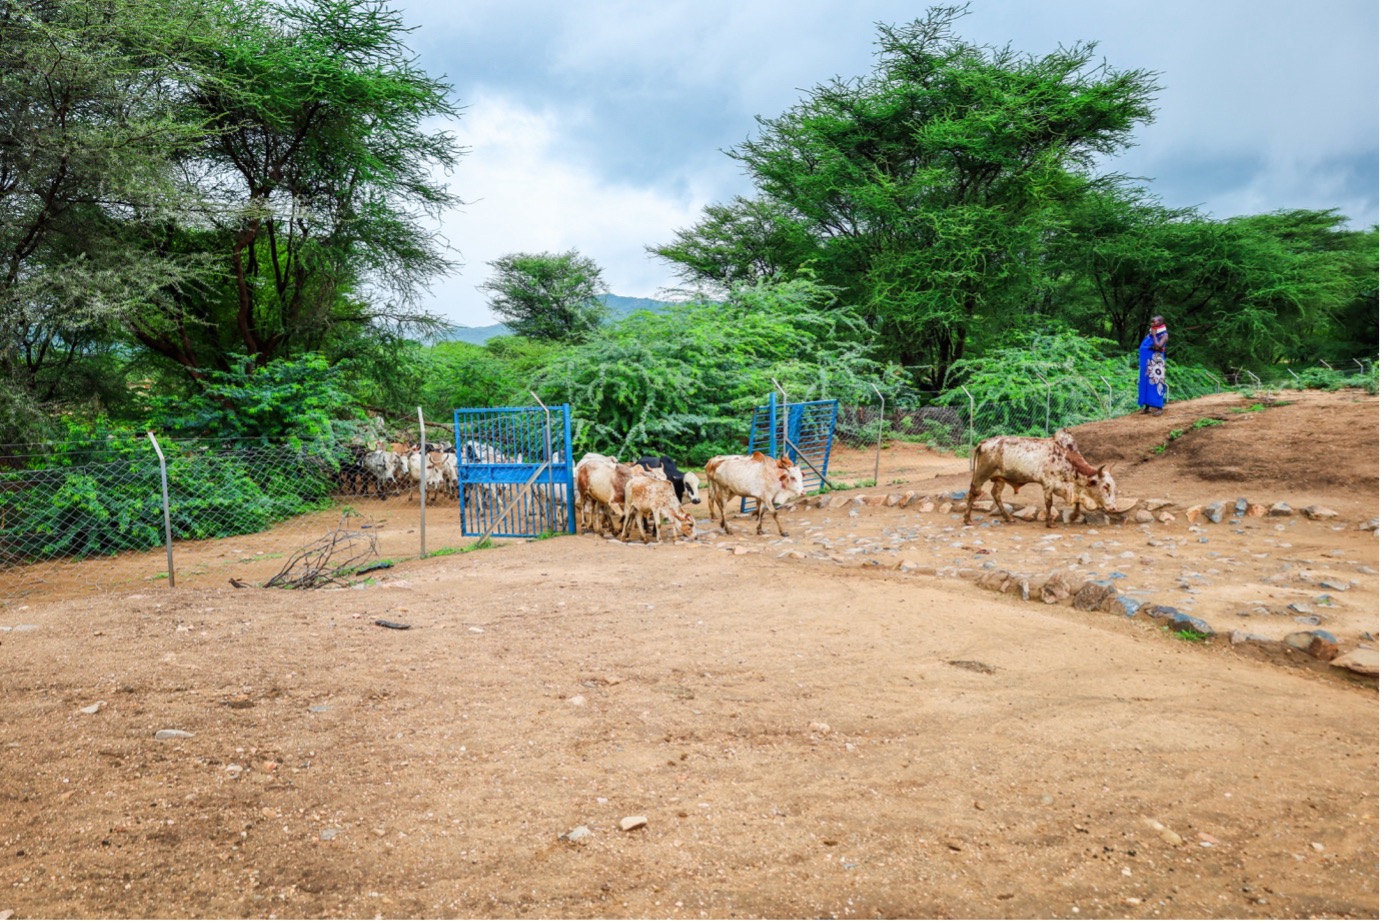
[963,429,1117,528]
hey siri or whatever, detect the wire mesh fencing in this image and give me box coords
[0,428,471,607]
[834,359,1378,462]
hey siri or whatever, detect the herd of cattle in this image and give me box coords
[333,427,1119,541]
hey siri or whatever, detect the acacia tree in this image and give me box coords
[122,0,464,379]
[0,0,214,426]
[479,250,609,343]
[654,5,1159,386]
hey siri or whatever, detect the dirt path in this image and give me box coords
[0,389,1377,919]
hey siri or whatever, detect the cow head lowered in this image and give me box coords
[1068,452,1118,513]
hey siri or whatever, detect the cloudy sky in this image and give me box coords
[393,0,1379,328]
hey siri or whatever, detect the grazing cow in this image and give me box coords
[635,456,702,505]
[704,452,806,536]
[620,474,695,543]
[963,429,1118,528]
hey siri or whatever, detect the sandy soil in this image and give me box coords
[0,389,1377,919]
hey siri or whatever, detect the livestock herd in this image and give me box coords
[333,427,1120,542]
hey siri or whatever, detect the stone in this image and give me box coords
[561,825,593,842]
[866,494,887,506]
[1072,581,1114,612]
[619,816,648,832]
[939,502,953,515]
[828,495,852,509]
[1082,511,1110,526]
[1247,503,1268,517]
[1014,506,1039,522]
[154,729,194,740]
[1112,498,1140,514]
[1101,595,1141,617]
[1143,498,1173,510]
[1301,505,1339,520]
[1230,630,1273,645]
[79,701,105,715]
[1330,648,1379,676]
[1204,501,1226,524]
[899,491,917,508]
[1359,518,1379,532]
[1318,580,1350,592]
[1167,612,1215,636]
[1268,502,1293,517]
[1041,573,1077,605]
[1004,577,1032,602]
[1234,498,1249,516]
[978,569,1010,592]
[1284,629,1340,661]
[918,501,935,513]
[1156,511,1177,524]
[1134,509,1154,524]
[1185,504,1204,524]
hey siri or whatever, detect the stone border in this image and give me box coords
[789,489,1379,681]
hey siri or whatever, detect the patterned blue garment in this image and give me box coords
[1138,323,1168,409]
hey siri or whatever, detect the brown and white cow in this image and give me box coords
[620,475,695,543]
[574,453,666,536]
[963,429,1117,528]
[704,451,807,536]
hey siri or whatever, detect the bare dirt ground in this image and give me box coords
[1,389,1378,919]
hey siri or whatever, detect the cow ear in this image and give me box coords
[751,450,766,461]
[779,455,791,467]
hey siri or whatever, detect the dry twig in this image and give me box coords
[265,512,381,589]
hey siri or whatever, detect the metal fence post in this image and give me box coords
[530,390,558,533]
[1098,375,1113,417]
[772,378,790,458]
[1034,371,1050,434]
[961,386,975,471]
[417,407,427,558]
[870,383,884,486]
[145,431,175,589]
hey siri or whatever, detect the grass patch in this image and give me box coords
[1191,417,1225,429]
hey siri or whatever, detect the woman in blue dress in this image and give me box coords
[1138,315,1168,415]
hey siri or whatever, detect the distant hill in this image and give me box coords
[436,294,674,345]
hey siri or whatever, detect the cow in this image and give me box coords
[361,446,406,500]
[634,456,702,505]
[620,474,695,543]
[963,429,1118,528]
[403,449,446,503]
[704,452,806,536]
[574,453,666,536]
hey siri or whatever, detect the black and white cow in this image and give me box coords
[635,456,702,505]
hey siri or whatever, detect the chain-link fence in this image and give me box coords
[834,359,1378,455]
[4,360,1375,605]
[1,418,474,607]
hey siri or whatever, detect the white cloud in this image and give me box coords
[427,94,715,326]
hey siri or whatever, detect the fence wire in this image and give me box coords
[2,360,1374,606]
[1,421,468,606]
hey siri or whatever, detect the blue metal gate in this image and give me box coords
[453,405,575,538]
[744,394,839,508]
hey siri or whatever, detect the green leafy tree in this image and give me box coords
[480,250,609,343]
[0,0,216,424]
[654,5,1159,386]
[125,0,464,379]
[533,276,914,459]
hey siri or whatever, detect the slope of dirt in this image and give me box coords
[0,389,1377,919]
